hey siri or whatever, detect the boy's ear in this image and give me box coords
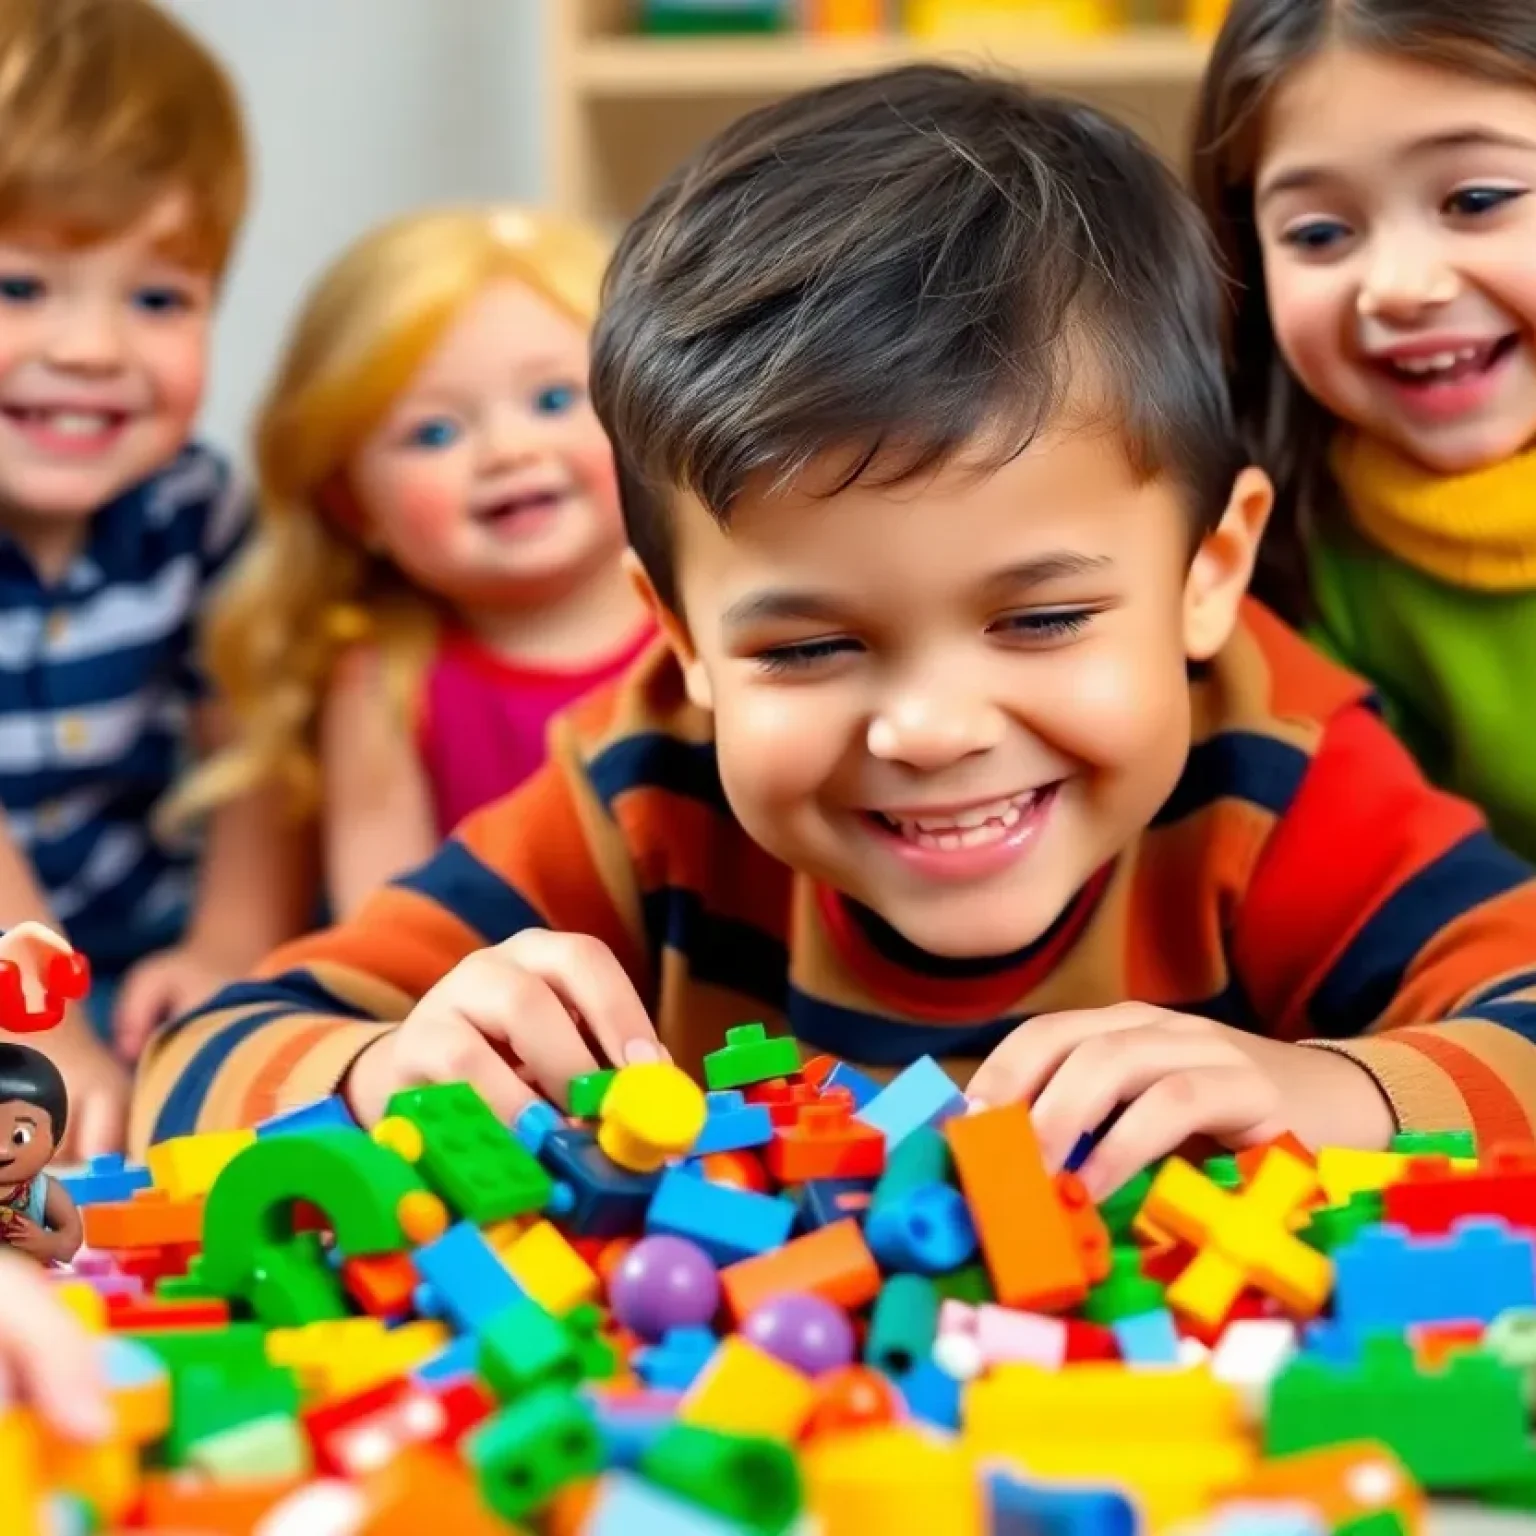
[1183,466,1274,662]
[623,549,714,711]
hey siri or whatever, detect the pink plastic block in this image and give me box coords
[975,1305,1068,1368]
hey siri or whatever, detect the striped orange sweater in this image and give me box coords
[130,602,1536,1153]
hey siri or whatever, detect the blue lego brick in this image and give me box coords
[855,1056,965,1151]
[645,1164,795,1265]
[987,1470,1137,1536]
[255,1096,356,1137]
[1112,1307,1180,1366]
[513,1099,563,1156]
[796,1177,876,1233]
[822,1061,881,1110]
[412,1221,527,1333]
[691,1090,774,1155]
[59,1153,151,1205]
[894,1356,960,1430]
[1300,1319,1363,1365]
[634,1326,718,1391]
[587,1395,677,1469]
[1334,1217,1536,1332]
[412,1334,480,1384]
[865,1184,977,1274]
[538,1127,660,1239]
[584,1471,745,1535]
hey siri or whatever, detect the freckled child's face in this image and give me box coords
[0,1098,55,1184]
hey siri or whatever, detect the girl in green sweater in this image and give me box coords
[1193,1,1536,859]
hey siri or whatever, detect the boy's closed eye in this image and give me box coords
[0,273,44,304]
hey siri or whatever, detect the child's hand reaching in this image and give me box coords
[0,1251,110,1442]
[966,1004,1396,1199]
[343,930,664,1125]
[112,942,236,1061]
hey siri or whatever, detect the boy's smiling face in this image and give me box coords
[645,414,1271,959]
[0,189,213,539]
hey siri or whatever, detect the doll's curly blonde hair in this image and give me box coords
[165,205,611,829]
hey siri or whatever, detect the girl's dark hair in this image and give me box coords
[1191,0,1536,623]
[0,1042,68,1142]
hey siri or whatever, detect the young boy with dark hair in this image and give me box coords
[133,65,1536,1194]
[0,0,311,1155]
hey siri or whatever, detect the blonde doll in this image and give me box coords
[167,207,654,931]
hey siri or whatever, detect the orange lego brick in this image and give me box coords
[1236,1442,1424,1531]
[135,1470,306,1528]
[944,1104,1085,1312]
[360,1445,518,1534]
[767,1100,885,1183]
[719,1218,881,1323]
[342,1251,420,1319]
[82,1189,205,1250]
[1411,1319,1485,1370]
[1236,1132,1316,1179]
[1053,1171,1111,1285]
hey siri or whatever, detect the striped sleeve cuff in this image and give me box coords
[1303,1020,1536,1147]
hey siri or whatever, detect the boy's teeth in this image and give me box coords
[884,791,1038,848]
[1391,346,1481,377]
[49,411,113,435]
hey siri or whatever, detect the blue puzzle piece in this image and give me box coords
[1333,1217,1536,1332]
[691,1090,774,1155]
[645,1164,795,1265]
[855,1056,965,1151]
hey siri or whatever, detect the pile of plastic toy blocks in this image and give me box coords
[10,1019,1536,1535]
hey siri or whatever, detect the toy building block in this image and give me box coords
[567,1069,615,1120]
[802,1424,984,1536]
[944,1102,1087,1312]
[583,1471,748,1536]
[498,1219,601,1317]
[646,1163,796,1264]
[821,1060,881,1110]
[1142,1145,1332,1328]
[596,1060,708,1172]
[865,1182,977,1274]
[413,1221,528,1334]
[854,1055,965,1151]
[537,1126,661,1239]
[1235,1441,1424,1532]
[692,1089,774,1155]
[59,1152,152,1205]
[256,1095,357,1137]
[640,1422,804,1533]
[466,1385,602,1523]
[703,1023,801,1091]
[1332,1216,1536,1332]
[1383,1145,1536,1236]
[719,1218,881,1323]
[797,1176,876,1234]
[146,1128,257,1200]
[767,1099,884,1183]
[679,1336,818,1441]
[379,1082,554,1223]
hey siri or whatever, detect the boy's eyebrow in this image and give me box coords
[720,552,1112,632]
[1259,128,1536,205]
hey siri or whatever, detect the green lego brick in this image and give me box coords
[1391,1129,1476,1158]
[1301,1191,1384,1255]
[703,1023,801,1090]
[200,1130,432,1322]
[468,1387,603,1523]
[865,1274,939,1378]
[1267,1336,1536,1491]
[641,1422,803,1534]
[1201,1154,1241,1190]
[164,1363,303,1465]
[1081,1246,1165,1325]
[564,1302,619,1381]
[567,1069,616,1120]
[933,1264,994,1306]
[479,1299,584,1403]
[385,1081,554,1223]
[1097,1167,1153,1243]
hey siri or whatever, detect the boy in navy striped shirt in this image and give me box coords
[0,0,311,1154]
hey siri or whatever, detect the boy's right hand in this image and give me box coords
[343,930,663,1126]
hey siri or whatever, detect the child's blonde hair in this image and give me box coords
[0,0,247,274]
[170,205,612,828]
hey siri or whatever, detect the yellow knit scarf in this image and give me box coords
[1331,432,1536,591]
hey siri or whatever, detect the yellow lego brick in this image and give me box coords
[597,1061,708,1172]
[1316,1147,1476,1206]
[501,1220,601,1317]
[1143,1153,1332,1321]
[804,1426,984,1536]
[0,1409,46,1536]
[146,1128,257,1199]
[962,1366,1255,1530]
[54,1279,106,1332]
[679,1336,817,1440]
[266,1317,450,1403]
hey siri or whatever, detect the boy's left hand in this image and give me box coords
[112,944,234,1061]
[966,1004,1395,1199]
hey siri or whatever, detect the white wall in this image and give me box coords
[163,0,547,456]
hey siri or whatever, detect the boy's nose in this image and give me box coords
[1358,238,1458,322]
[44,299,126,374]
[866,691,1006,770]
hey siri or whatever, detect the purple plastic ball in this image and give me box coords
[609,1235,721,1342]
[742,1292,857,1375]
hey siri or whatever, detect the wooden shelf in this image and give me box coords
[573,30,1210,96]
[547,6,1213,225]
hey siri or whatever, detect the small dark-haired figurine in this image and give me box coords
[0,1043,81,1265]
